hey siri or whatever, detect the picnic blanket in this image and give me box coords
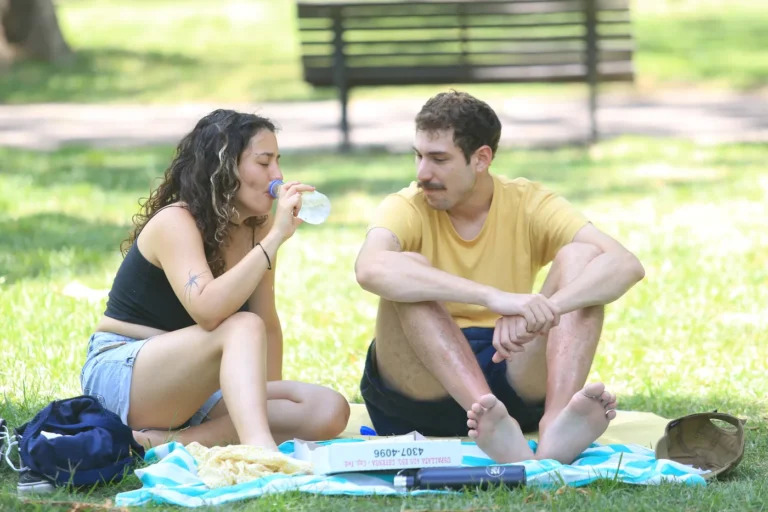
[115,408,710,508]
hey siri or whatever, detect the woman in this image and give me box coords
[80,109,350,450]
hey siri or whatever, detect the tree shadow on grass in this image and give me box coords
[0,145,172,193]
[0,49,201,104]
[0,213,128,283]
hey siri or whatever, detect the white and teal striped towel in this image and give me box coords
[115,439,709,508]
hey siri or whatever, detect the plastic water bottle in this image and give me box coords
[268,179,331,225]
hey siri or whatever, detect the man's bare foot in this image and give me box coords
[535,382,618,464]
[466,394,535,463]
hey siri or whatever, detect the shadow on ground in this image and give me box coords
[0,145,171,192]
[0,49,202,104]
[0,213,128,283]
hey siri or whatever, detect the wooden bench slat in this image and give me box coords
[302,43,634,55]
[300,32,633,45]
[298,17,631,31]
[301,41,635,55]
[299,13,586,29]
[298,0,629,18]
[332,20,630,31]
[304,62,633,85]
[301,40,635,55]
[345,4,582,18]
[309,35,632,46]
[303,48,633,58]
[302,50,632,70]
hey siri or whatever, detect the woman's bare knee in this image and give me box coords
[317,391,350,439]
[218,311,266,334]
[306,389,350,440]
[214,312,267,351]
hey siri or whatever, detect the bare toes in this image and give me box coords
[468,430,479,439]
[471,402,485,415]
[606,409,617,420]
[604,400,618,410]
[467,419,478,429]
[581,382,606,400]
[468,409,479,420]
[477,394,498,410]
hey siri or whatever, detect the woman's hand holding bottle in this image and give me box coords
[271,181,315,241]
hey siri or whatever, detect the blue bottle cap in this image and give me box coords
[360,426,377,436]
[268,179,284,198]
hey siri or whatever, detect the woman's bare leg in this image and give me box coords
[134,381,351,448]
[127,312,276,449]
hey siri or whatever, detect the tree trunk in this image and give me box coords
[0,0,72,66]
[0,0,15,66]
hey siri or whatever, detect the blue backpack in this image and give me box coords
[15,395,145,487]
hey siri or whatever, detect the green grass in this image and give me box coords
[0,0,767,104]
[0,137,767,510]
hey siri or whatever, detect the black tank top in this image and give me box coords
[103,209,249,332]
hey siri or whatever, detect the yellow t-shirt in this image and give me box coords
[367,174,589,329]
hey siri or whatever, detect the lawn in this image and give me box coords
[0,0,766,104]
[0,137,766,510]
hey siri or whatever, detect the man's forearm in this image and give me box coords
[356,252,495,306]
[549,251,645,314]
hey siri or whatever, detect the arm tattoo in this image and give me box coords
[184,270,208,301]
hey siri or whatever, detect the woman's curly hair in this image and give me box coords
[121,109,276,276]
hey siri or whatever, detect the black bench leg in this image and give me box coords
[589,81,597,143]
[339,84,350,151]
[584,0,599,143]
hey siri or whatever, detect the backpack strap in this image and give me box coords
[1,419,27,472]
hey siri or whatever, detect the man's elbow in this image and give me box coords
[354,261,375,290]
[355,257,385,292]
[624,252,645,283]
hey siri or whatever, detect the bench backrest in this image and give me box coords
[297,0,634,87]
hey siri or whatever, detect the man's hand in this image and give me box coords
[492,316,526,362]
[486,291,561,333]
[492,315,556,363]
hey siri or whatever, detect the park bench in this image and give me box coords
[295,0,635,148]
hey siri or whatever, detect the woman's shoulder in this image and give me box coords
[137,203,201,261]
[146,202,196,228]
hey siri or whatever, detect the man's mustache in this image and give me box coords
[418,182,446,190]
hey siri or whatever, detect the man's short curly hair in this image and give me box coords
[415,90,502,163]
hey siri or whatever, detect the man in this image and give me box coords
[354,91,645,464]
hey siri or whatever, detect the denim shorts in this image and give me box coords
[80,331,222,429]
[360,327,545,437]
